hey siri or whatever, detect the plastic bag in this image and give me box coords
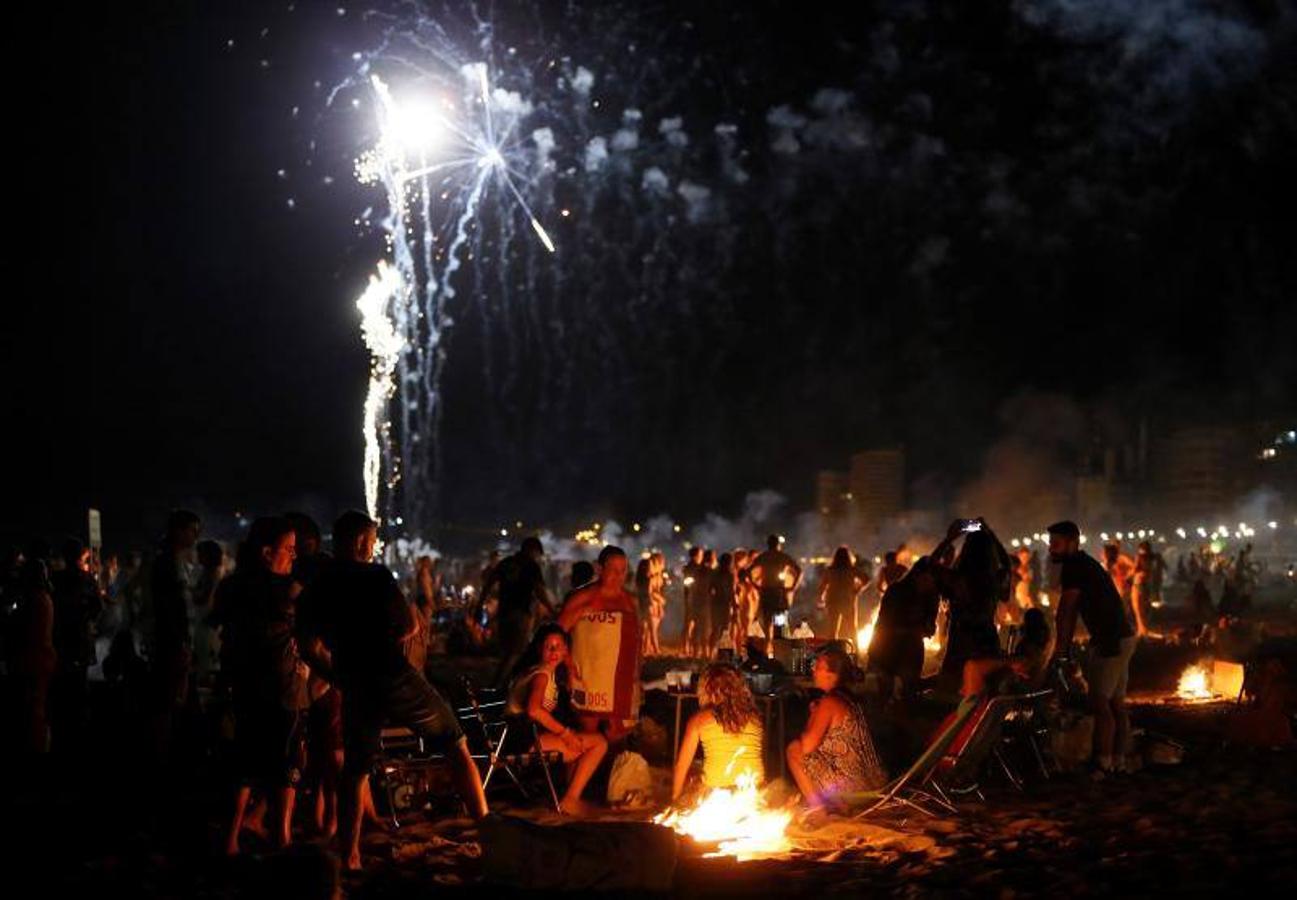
[606,750,652,806]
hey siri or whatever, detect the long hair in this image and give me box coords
[956,530,1010,603]
[508,622,571,686]
[698,664,759,734]
[829,546,853,570]
[817,645,864,703]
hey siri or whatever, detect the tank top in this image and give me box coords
[699,716,764,788]
[506,665,559,716]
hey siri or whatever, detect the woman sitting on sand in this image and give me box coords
[786,646,887,810]
[672,664,766,800]
[507,623,608,816]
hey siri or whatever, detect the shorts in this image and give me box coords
[759,587,787,617]
[1087,636,1137,701]
[233,697,304,787]
[343,666,466,777]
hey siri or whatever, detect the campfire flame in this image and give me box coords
[1177,665,1215,701]
[856,605,880,656]
[654,772,793,860]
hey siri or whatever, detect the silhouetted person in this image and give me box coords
[484,536,554,686]
[748,535,802,650]
[818,546,865,640]
[286,512,343,840]
[5,555,55,755]
[1048,521,1137,777]
[49,538,102,752]
[212,517,307,855]
[932,519,1011,680]
[680,546,706,657]
[876,551,908,597]
[150,509,200,762]
[866,559,941,699]
[297,511,487,871]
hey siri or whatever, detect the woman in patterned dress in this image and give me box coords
[786,646,886,809]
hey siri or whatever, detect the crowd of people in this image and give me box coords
[0,503,1226,873]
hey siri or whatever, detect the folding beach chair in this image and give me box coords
[925,693,1026,803]
[998,688,1055,782]
[847,695,981,819]
[457,678,564,813]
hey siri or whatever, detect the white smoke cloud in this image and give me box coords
[491,88,533,116]
[659,116,689,148]
[584,135,609,172]
[1013,0,1266,132]
[688,490,788,552]
[641,166,670,195]
[571,65,595,95]
[531,127,556,169]
[676,180,712,223]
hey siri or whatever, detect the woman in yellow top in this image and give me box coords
[671,664,765,800]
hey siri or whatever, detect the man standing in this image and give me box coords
[748,535,802,649]
[680,546,706,657]
[1131,541,1164,638]
[559,546,641,740]
[49,538,102,753]
[1048,521,1137,778]
[150,509,200,762]
[876,551,909,597]
[297,511,487,871]
[484,536,556,686]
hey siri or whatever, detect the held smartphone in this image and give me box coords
[962,519,983,533]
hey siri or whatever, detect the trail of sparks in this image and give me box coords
[353,68,556,533]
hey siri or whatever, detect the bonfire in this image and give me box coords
[653,772,793,861]
[1177,665,1216,701]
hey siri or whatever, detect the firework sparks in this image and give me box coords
[350,62,558,532]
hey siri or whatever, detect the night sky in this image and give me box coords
[7,0,1295,548]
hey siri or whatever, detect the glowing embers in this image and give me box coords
[654,772,792,861]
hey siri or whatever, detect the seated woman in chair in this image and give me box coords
[507,624,608,815]
[787,646,888,810]
[672,664,765,801]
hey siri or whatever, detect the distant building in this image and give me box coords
[815,470,850,520]
[849,447,906,529]
[1153,426,1249,524]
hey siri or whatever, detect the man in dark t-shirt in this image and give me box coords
[297,511,486,871]
[1048,520,1137,777]
[484,536,554,686]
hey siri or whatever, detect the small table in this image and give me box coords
[662,690,791,779]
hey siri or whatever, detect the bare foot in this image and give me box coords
[344,847,363,872]
[224,838,240,857]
